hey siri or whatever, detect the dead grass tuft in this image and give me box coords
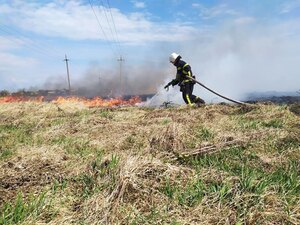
[81,156,193,224]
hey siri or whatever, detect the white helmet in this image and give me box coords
[169,52,181,63]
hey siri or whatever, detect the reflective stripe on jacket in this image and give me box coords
[175,60,193,84]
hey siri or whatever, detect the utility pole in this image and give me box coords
[117,55,125,96]
[63,54,71,93]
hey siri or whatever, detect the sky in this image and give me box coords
[0,0,300,100]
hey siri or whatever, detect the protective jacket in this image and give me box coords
[166,58,205,106]
[169,59,194,87]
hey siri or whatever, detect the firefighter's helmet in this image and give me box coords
[169,53,181,63]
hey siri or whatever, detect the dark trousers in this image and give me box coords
[180,82,205,105]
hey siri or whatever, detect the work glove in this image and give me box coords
[164,84,170,89]
[164,81,172,90]
[164,84,170,91]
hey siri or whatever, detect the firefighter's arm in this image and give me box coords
[170,79,179,86]
[164,79,179,89]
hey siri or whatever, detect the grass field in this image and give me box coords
[0,102,299,224]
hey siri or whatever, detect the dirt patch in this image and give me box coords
[0,156,64,206]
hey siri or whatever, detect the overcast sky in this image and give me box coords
[0,0,300,97]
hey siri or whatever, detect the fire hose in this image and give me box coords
[188,76,248,106]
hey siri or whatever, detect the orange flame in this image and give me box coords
[0,96,142,107]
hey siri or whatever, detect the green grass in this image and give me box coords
[72,154,120,199]
[0,124,35,160]
[161,178,176,199]
[51,179,68,193]
[171,144,300,223]
[262,119,284,128]
[51,136,99,157]
[195,127,214,141]
[161,177,233,207]
[0,149,13,160]
[125,206,181,225]
[275,135,300,153]
[237,117,261,129]
[269,160,300,197]
[0,192,49,225]
[238,166,268,194]
[187,147,300,197]
[99,110,113,119]
[161,118,171,125]
[177,179,206,207]
[129,207,161,225]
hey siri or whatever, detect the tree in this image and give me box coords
[0,90,10,97]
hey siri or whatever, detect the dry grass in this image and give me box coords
[0,102,299,224]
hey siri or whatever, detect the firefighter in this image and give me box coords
[165,53,205,106]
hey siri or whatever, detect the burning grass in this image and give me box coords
[0,95,142,107]
[0,102,299,224]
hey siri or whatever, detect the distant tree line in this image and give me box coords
[0,90,10,97]
[0,89,70,97]
[0,89,39,97]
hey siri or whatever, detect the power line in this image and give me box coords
[88,0,118,57]
[0,23,64,59]
[0,28,49,58]
[106,0,122,54]
[0,28,59,59]
[97,0,120,55]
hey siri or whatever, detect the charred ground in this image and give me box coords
[0,102,299,224]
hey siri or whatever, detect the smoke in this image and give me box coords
[43,75,69,91]
[145,18,300,105]
[179,19,300,102]
[122,61,170,96]
[43,18,300,104]
[141,77,184,107]
[42,60,171,98]
[42,68,125,97]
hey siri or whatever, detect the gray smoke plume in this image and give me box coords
[43,18,300,104]
[145,19,300,105]
[183,20,300,102]
[43,75,70,91]
[42,60,170,98]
